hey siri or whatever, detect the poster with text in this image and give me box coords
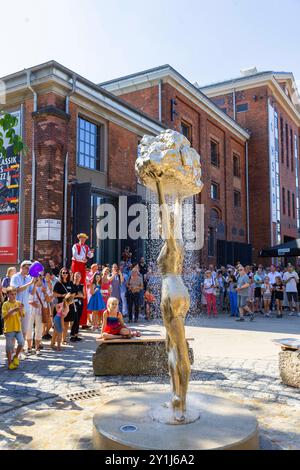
[0,110,21,264]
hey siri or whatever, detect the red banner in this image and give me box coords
[0,214,18,263]
[0,110,21,264]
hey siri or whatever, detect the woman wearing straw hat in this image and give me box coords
[71,233,94,284]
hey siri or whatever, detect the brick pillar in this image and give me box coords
[32,106,70,266]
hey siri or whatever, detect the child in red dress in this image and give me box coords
[144,288,155,320]
[101,297,141,340]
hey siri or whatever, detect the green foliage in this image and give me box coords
[0,111,26,157]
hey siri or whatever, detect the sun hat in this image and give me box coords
[21,260,32,267]
[77,233,89,240]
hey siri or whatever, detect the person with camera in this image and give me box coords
[70,271,85,342]
[110,263,124,304]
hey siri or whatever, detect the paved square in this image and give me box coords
[0,314,300,450]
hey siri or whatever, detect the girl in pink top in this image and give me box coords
[51,294,75,351]
[100,267,113,306]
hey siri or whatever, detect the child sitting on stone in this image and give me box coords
[144,287,155,321]
[101,297,141,340]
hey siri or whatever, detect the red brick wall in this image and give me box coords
[107,122,139,193]
[38,92,65,110]
[211,88,270,260]
[21,93,74,265]
[119,86,159,120]
[33,100,70,265]
[210,86,300,261]
[18,90,149,266]
[117,82,247,265]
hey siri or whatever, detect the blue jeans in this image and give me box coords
[127,292,140,322]
[120,290,128,315]
[217,288,225,311]
[139,289,145,311]
[229,292,238,316]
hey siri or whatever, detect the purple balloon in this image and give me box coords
[29,261,44,278]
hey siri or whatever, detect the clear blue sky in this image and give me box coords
[1,0,300,88]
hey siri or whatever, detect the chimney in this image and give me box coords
[240,67,258,77]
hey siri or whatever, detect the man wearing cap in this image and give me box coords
[71,233,94,284]
[10,261,35,340]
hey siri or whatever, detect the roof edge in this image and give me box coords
[0,60,166,132]
[100,65,250,140]
[99,64,172,87]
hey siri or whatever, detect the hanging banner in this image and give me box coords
[295,134,300,229]
[268,101,280,228]
[0,110,21,264]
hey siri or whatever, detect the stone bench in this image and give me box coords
[93,336,194,376]
[274,338,300,389]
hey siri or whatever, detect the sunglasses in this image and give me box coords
[62,272,69,275]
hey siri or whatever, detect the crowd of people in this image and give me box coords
[1,249,300,369]
[0,252,154,369]
[189,262,300,321]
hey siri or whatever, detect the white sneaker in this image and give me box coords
[289,312,296,316]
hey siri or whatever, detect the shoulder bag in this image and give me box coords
[36,289,50,324]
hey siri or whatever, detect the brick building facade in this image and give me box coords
[200,69,300,261]
[0,61,164,275]
[3,63,295,272]
[101,65,251,266]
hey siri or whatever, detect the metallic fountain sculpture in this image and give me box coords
[92,130,258,451]
[136,129,203,422]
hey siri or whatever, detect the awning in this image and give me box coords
[259,238,300,257]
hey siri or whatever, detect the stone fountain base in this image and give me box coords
[93,390,259,450]
[93,338,194,376]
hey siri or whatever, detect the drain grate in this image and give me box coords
[65,389,102,402]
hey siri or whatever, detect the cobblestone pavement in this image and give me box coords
[0,314,300,450]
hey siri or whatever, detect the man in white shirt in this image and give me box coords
[10,260,35,346]
[71,233,94,284]
[268,264,281,284]
[71,233,94,329]
[283,265,300,316]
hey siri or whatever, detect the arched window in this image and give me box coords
[210,208,220,225]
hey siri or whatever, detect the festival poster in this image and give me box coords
[0,110,21,264]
